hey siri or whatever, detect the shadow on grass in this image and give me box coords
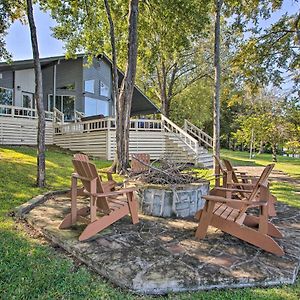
[0,225,135,299]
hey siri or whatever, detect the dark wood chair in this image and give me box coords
[130,153,150,174]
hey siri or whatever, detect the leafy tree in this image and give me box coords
[44,0,139,173]
[0,1,46,187]
[230,2,299,94]
[0,0,24,60]
[233,90,294,161]
[26,0,46,187]
[170,79,212,130]
[137,0,211,117]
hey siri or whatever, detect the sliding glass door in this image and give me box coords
[48,94,75,121]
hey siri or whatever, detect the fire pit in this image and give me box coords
[129,158,210,219]
[137,182,209,218]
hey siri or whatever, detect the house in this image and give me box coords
[0,54,158,121]
[0,54,213,168]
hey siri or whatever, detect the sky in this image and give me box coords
[5,5,64,60]
[5,1,299,61]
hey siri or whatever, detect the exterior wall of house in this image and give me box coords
[0,70,13,90]
[42,64,54,109]
[14,69,35,107]
[42,57,83,112]
[82,57,114,116]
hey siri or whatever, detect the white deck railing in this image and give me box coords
[161,115,199,156]
[53,117,162,135]
[183,119,213,148]
[0,104,53,121]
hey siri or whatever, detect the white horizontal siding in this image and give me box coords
[0,117,53,145]
[108,131,166,160]
[54,131,107,159]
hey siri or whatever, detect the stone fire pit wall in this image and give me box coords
[137,181,209,218]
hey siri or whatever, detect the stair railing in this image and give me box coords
[161,115,199,157]
[53,108,64,125]
[75,110,85,123]
[183,119,213,148]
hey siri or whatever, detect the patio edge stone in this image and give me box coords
[13,189,70,218]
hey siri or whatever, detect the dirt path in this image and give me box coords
[236,166,300,187]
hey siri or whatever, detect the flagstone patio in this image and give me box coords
[16,192,300,295]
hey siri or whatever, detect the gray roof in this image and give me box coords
[0,54,160,115]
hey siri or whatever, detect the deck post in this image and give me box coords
[53,63,57,112]
[106,119,112,160]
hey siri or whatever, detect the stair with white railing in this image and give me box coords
[161,115,213,168]
[183,119,213,148]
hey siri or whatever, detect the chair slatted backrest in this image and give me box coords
[72,158,110,212]
[246,163,274,203]
[74,153,89,162]
[214,155,227,174]
[223,159,241,185]
[233,164,274,221]
[131,153,150,174]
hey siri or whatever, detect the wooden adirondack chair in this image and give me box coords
[69,153,116,197]
[195,164,284,256]
[213,155,228,187]
[222,159,277,217]
[130,153,150,174]
[59,158,139,241]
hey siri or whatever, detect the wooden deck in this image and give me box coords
[0,104,213,167]
[0,105,53,145]
[53,115,213,167]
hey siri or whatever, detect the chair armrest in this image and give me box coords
[204,195,268,208]
[85,188,137,198]
[213,187,252,193]
[203,195,252,205]
[98,170,114,181]
[249,201,268,207]
[230,182,255,187]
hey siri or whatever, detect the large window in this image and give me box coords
[84,80,95,93]
[99,81,110,97]
[85,97,109,117]
[48,94,75,121]
[0,87,13,106]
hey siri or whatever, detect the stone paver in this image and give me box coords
[21,194,300,295]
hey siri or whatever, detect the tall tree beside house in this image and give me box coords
[44,0,139,173]
[113,0,139,173]
[137,0,211,118]
[212,0,223,176]
[0,1,46,186]
[26,0,46,187]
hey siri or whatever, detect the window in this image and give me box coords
[57,82,75,91]
[85,97,109,117]
[48,95,62,112]
[99,81,110,97]
[48,94,75,121]
[0,87,13,106]
[84,80,95,93]
[22,92,34,109]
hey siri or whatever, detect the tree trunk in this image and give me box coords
[213,0,223,179]
[26,0,46,187]
[258,140,264,154]
[104,0,119,173]
[115,0,139,173]
[272,143,277,162]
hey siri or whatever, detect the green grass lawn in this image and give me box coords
[0,146,299,299]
